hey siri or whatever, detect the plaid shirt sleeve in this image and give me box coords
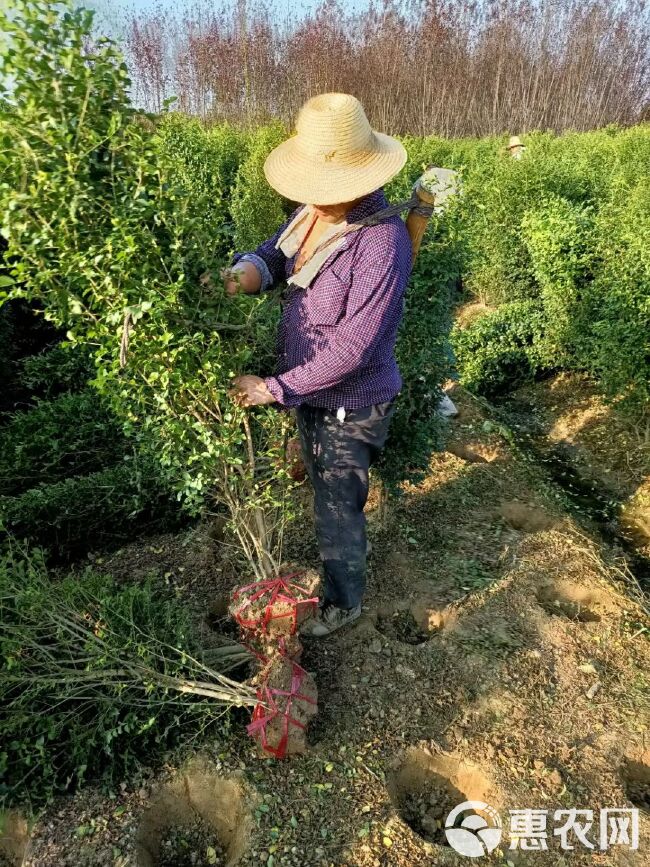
[265,222,410,406]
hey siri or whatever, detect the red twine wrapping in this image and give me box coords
[231,570,319,758]
[232,572,318,637]
[246,660,317,759]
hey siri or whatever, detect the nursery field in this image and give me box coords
[1,2,649,866]
[2,381,649,867]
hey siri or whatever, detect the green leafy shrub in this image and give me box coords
[457,131,620,305]
[0,301,12,387]
[448,125,650,416]
[451,300,550,397]
[0,542,254,806]
[380,214,464,484]
[521,195,597,365]
[0,300,62,417]
[0,1,293,580]
[18,342,93,397]
[583,180,650,408]
[0,391,125,496]
[154,113,250,264]
[0,455,182,558]
[230,122,290,250]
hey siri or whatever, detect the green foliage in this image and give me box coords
[0,391,125,496]
[0,454,182,558]
[456,131,622,305]
[231,122,290,250]
[0,302,12,385]
[18,342,93,397]
[154,113,250,264]
[521,195,597,364]
[0,301,62,417]
[380,221,461,484]
[448,125,650,415]
[451,301,549,397]
[584,180,650,408]
[0,542,252,806]
[0,1,293,579]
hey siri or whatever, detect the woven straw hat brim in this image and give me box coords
[264,131,407,205]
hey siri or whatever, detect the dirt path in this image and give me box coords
[4,385,649,867]
[494,373,650,578]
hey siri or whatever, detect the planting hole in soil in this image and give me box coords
[376,599,453,644]
[135,766,252,867]
[499,501,557,533]
[389,749,496,848]
[535,581,603,622]
[447,442,501,464]
[622,757,650,813]
[410,599,454,635]
[158,817,226,866]
[376,608,431,645]
[400,774,465,844]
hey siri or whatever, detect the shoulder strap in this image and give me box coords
[310,191,425,258]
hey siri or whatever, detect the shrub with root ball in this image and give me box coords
[0,0,296,579]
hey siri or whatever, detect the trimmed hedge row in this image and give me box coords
[0,455,183,559]
[0,390,125,497]
[449,125,650,409]
[18,342,94,398]
[452,300,549,397]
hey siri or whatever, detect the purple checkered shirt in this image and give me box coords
[234,189,412,411]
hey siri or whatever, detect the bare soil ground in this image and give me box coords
[2,384,649,867]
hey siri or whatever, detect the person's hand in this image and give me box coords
[198,267,246,296]
[231,375,276,407]
[221,262,262,296]
[220,267,242,297]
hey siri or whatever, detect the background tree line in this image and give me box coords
[124,0,650,136]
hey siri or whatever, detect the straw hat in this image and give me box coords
[507,135,524,149]
[263,93,407,205]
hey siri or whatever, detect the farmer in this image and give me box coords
[506,135,526,160]
[228,93,411,637]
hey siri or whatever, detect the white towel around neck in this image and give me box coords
[275,206,350,289]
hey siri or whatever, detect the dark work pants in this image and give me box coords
[295,400,396,609]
